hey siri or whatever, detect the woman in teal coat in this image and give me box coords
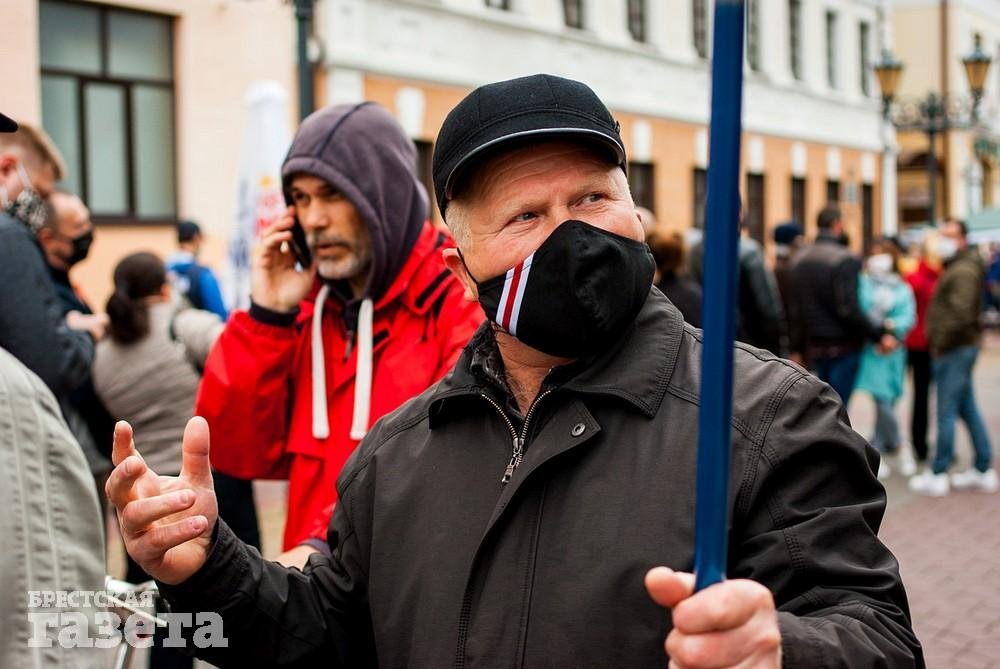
[856,238,916,477]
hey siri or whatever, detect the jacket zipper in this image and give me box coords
[479,389,554,484]
[454,389,555,669]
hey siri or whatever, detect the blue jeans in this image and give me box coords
[811,352,860,404]
[871,397,900,454]
[932,346,993,474]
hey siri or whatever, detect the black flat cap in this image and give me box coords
[432,74,626,218]
[0,112,17,133]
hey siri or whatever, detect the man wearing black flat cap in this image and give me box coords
[107,75,922,668]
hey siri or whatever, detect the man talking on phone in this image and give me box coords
[195,102,482,565]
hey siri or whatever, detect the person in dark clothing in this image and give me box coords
[790,204,890,401]
[690,226,787,356]
[107,74,921,668]
[773,221,804,362]
[0,123,102,401]
[648,227,702,327]
[36,192,116,471]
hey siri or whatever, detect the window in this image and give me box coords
[627,0,647,43]
[414,140,436,219]
[859,21,872,96]
[693,167,707,229]
[747,0,761,72]
[789,0,802,80]
[485,0,510,9]
[791,177,806,227]
[628,161,655,213]
[826,179,841,204]
[825,11,838,88]
[746,173,766,244]
[39,0,176,221]
[563,0,584,29]
[693,0,708,59]
[861,184,874,257]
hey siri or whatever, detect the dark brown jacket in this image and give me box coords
[927,248,984,355]
[161,290,922,668]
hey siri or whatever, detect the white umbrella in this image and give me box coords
[224,81,292,310]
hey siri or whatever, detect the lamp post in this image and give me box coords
[874,35,992,227]
[293,0,316,121]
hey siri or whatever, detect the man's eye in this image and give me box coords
[291,193,308,204]
[511,212,536,223]
[584,192,605,203]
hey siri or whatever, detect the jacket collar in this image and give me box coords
[428,288,684,425]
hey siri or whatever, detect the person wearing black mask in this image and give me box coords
[36,191,116,485]
[107,75,921,668]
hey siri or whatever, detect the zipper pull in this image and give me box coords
[501,437,525,484]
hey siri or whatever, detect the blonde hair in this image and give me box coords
[0,122,66,180]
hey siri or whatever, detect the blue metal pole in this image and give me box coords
[693,0,746,593]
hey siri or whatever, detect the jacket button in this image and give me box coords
[571,423,586,437]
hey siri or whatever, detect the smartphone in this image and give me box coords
[288,216,312,268]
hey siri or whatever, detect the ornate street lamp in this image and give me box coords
[874,39,993,225]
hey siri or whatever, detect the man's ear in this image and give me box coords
[442,247,478,303]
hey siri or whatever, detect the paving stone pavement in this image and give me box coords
[850,331,1000,668]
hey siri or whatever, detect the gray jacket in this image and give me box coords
[93,302,223,475]
[160,289,921,667]
[0,347,109,668]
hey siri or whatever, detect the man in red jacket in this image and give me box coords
[195,102,482,564]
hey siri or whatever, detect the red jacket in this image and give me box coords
[904,260,940,351]
[196,223,482,549]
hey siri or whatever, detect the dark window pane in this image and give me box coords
[628,162,655,212]
[132,86,176,217]
[859,22,871,96]
[628,0,647,43]
[826,179,841,204]
[746,173,766,244]
[791,177,806,228]
[485,0,510,8]
[564,0,584,29]
[41,74,82,196]
[108,10,172,81]
[747,0,761,72]
[826,11,837,88]
[693,0,708,59]
[39,0,101,74]
[414,140,435,218]
[789,0,802,80]
[862,184,874,256]
[84,83,129,215]
[693,168,707,229]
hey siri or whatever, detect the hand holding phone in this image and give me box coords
[251,206,317,312]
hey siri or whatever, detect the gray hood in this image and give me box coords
[282,102,428,302]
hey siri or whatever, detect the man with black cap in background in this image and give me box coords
[167,220,230,321]
[107,77,922,667]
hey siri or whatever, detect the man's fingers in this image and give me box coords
[129,515,209,564]
[111,421,138,466]
[180,417,214,487]
[105,454,147,507]
[646,567,696,609]
[672,579,774,635]
[666,620,779,669]
[120,490,197,537]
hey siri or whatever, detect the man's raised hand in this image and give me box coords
[106,418,218,585]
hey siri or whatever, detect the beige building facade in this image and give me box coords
[892,0,1000,226]
[3,0,296,306]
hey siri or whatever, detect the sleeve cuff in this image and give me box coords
[301,538,332,558]
[156,519,253,613]
[248,301,299,327]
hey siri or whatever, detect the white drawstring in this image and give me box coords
[311,283,331,439]
[349,298,374,441]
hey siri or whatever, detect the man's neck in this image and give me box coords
[494,330,573,413]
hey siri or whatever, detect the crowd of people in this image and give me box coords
[6,67,998,664]
[646,206,999,495]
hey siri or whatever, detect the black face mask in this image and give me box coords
[66,229,94,266]
[467,220,655,359]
